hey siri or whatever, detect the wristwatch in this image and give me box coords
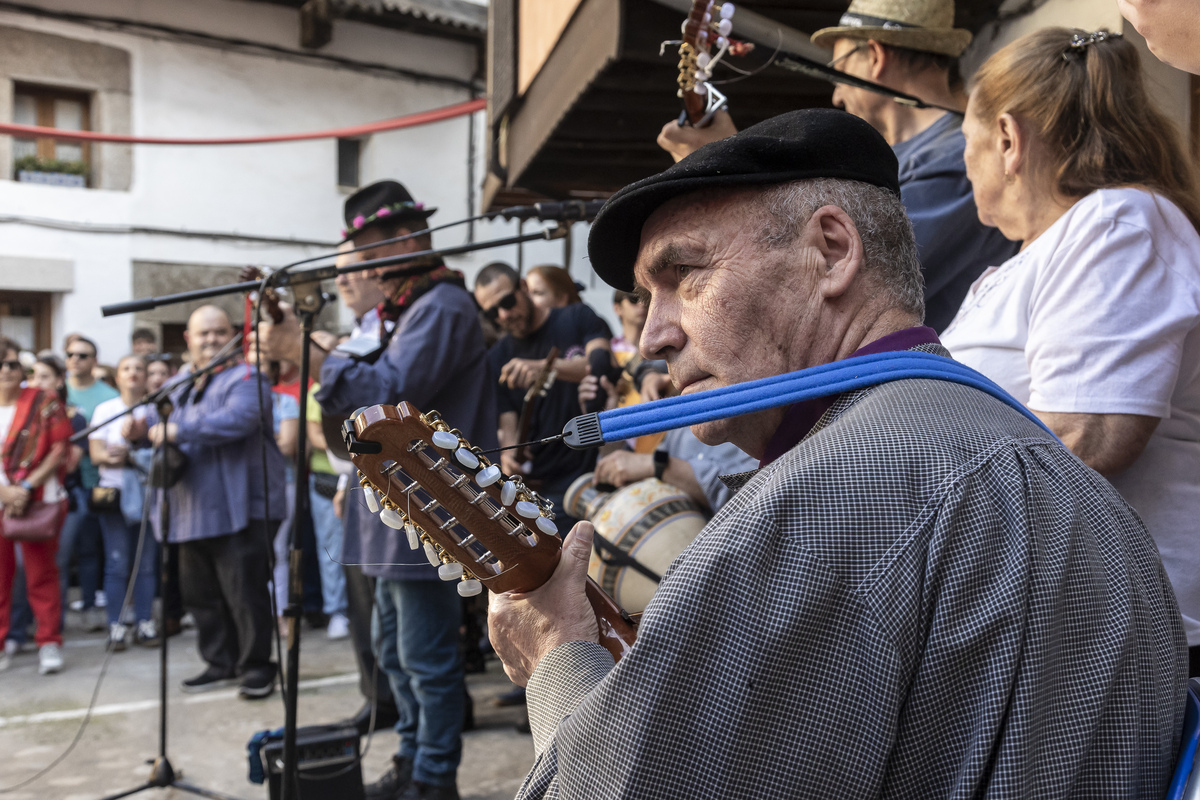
[18,480,34,492]
[653,449,670,481]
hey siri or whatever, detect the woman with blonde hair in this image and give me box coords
[942,28,1200,676]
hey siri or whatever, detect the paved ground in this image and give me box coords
[0,613,535,800]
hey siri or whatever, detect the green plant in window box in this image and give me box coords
[14,155,88,176]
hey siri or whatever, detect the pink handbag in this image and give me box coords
[2,497,67,542]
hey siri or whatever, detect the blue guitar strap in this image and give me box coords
[561,350,1053,449]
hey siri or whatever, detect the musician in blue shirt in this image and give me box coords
[260,181,495,800]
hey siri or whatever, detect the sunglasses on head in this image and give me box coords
[483,291,518,323]
[1,360,23,372]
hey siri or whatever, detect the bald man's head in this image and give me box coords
[185,305,235,369]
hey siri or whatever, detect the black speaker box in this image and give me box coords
[260,724,364,800]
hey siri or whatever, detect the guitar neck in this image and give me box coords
[515,346,560,446]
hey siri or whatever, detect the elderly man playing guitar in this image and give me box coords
[488,110,1188,799]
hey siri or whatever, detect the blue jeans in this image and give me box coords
[372,578,463,787]
[309,476,347,616]
[58,485,102,614]
[98,512,158,625]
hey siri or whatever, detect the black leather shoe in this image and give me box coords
[347,701,401,736]
[364,755,413,800]
[397,781,460,800]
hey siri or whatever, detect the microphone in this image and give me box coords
[490,199,606,222]
[584,349,623,413]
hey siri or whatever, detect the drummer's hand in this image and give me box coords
[488,521,600,686]
[593,449,653,488]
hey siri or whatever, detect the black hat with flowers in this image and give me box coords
[340,180,436,243]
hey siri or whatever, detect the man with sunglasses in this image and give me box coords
[473,263,611,524]
[63,336,117,632]
[656,0,1018,333]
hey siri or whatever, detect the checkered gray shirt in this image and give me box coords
[518,364,1188,799]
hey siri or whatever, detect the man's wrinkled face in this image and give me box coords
[634,190,826,448]
[474,276,535,338]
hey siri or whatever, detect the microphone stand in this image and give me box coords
[98,350,248,800]
[97,221,571,800]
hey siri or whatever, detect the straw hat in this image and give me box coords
[811,0,972,58]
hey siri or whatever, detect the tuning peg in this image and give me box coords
[716,36,728,49]
[515,500,539,519]
[717,18,732,36]
[535,516,557,536]
[380,508,404,529]
[476,464,502,487]
[500,480,518,506]
[455,448,480,469]
[697,51,711,69]
[720,3,734,18]
[423,541,441,568]
[364,489,380,514]
[431,430,458,449]
[438,562,464,581]
[457,579,482,597]
[404,522,420,550]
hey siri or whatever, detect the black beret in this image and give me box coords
[587,108,900,291]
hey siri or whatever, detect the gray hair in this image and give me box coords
[753,178,925,318]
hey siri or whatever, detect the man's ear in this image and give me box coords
[866,39,888,81]
[808,205,863,300]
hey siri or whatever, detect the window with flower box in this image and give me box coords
[12,83,92,188]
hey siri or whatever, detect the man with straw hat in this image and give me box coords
[659,0,1018,331]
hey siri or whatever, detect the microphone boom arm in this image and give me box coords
[102,224,570,317]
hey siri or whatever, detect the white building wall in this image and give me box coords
[0,0,558,362]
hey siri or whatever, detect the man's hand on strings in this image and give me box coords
[498,357,544,390]
[488,521,601,686]
[656,110,738,163]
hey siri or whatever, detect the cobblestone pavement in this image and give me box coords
[0,615,534,800]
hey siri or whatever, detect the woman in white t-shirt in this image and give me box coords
[941,27,1200,676]
[88,355,157,650]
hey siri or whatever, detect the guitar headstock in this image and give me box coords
[346,402,563,597]
[677,0,737,125]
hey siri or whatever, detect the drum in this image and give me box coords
[565,473,708,614]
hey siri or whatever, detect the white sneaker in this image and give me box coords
[108,622,128,652]
[135,619,160,647]
[0,646,11,672]
[68,598,84,612]
[38,643,63,675]
[94,590,107,609]
[4,639,18,656]
[326,612,351,640]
